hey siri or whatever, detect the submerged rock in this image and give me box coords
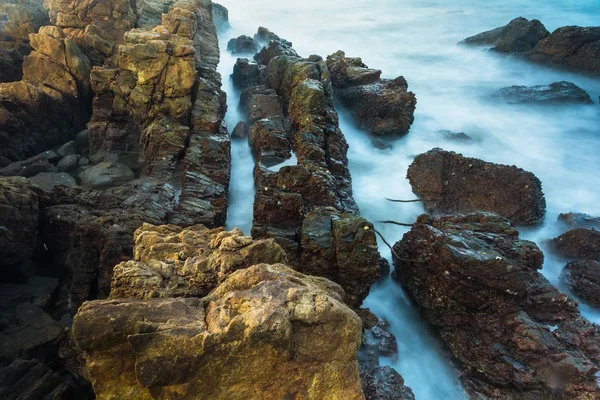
[407,148,546,225]
[394,212,600,399]
[550,228,600,260]
[497,81,593,104]
[326,50,416,136]
[560,260,600,308]
[73,264,364,400]
[227,35,259,54]
[254,39,299,66]
[460,17,549,53]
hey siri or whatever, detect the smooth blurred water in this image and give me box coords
[218,1,600,398]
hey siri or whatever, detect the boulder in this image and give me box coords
[57,141,77,158]
[550,228,600,260]
[326,51,416,136]
[440,130,472,142]
[73,264,365,400]
[525,26,600,76]
[497,81,593,104]
[558,212,600,230]
[109,223,288,299]
[394,212,600,398]
[254,39,299,66]
[253,27,291,47]
[231,121,248,139]
[407,148,546,225]
[560,260,600,308]
[57,154,78,172]
[360,366,415,400]
[28,172,76,190]
[78,162,135,188]
[226,35,259,54]
[459,26,505,46]
[231,57,262,89]
[461,17,549,53]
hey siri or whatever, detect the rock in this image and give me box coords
[56,141,77,158]
[326,51,416,136]
[78,157,89,167]
[439,130,472,142]
[461,17,549,53]
[360,366,415,400]
[0,177,47,276]
[0,0,48,42]
[362,319,398,358]
[558,212,600,230]
[371,139,392,150]
[109,223,288,299]
[20,159,57,178]
[227,35,259,54]
[231,57,262,89]
[231,121,248,139]
[0,156,10,167]
[0,358,78,400]
[378,257,391,278]
[57,154,78,172]
[240,85,285,122]
[0,150,59,177]
[253,27,291,48]
[212,3,229,32]
[249,116,293,166]
[78,162,134,188]
[497,81,593,104]
[393,212,600,398]
[28,172,76,190]
[0,276,59,310]
[75,129,89,148]
[550,228,600,260]
[560,260,600,308]
[73,264,364,400]
[254,39,299,65]
[407,148,546,225]
[525,26,600,76]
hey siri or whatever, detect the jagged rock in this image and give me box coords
[550,228,600,260]
[212,3,229,32]
[497,81,593,104]
[249,116,292,166]
[0,177,47,276]
[253,27,291,47]
[57,154,78,172]
[362,319,398,358]
[28,172,76,190]
[232,57,262,89]
[254,39,299,66]
[407,148,546,226]
[559,212,600,230]
[20,159,57,178]
[240,85,285,122]
[560,260,600,308]
[360,366,415,400]
[461,17,550,53]
[227,35,259,54]
[393,212,600,398]
[326,51,416,136]
[109,223,287,299]
[231,121,248,139]
[73,264,364,400]
[525,26,600,75]
[0,43,29,83]
[78,162,134,188]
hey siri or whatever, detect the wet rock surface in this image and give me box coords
[550,228,600,260]
[560,260,600,308]
[232,57,263,89]
[407,148,546,226]
[394,212,600,399]
[326,50,416,136]
[497,81,593,104]
[558,212,600,230]
[360,366,416,400]
[73,263,365,400]
[227,35,259,54]
[461,17,549,53]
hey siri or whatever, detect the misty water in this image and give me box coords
[218,1,600,398]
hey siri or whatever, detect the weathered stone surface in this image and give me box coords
[497,81,593,104]
[227,35,259,54]
[78,162,135,188]
[360,366,415,400]
[560,260,600,308]
[407,148,546,226]
[525,26,600,75]
[459,26,505,46]
[253,27,291,48]
[0,0,48,42]
[326,50,416,136]
[28,172,76,190]
[0,358,78,400]
[231,121,248,139]
[110,223,287,299]
[550,228,600,261]
[73,264,365,400]
[0,43,30,83]
[461,17,550,53]
[232,57,262,89]
[393,212,600,399]
[254,39,299,66]
[558,212,600,230]
[212,3,229,32]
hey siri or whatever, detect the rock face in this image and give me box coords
[525,26,600,76]
[227,35,259,54]
[394,213,600,399]
[110,223,288,299]
[497,81,593,104]
[326,50,416,136]
[560,260,600,308]
[232,58,262,89]
[73,263,365,400]
[407,148,546,226]
[461,17,549,53]
[550,228,600,260]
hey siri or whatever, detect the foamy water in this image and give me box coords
[218,1,600,398]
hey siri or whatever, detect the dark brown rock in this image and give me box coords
[461,17,550,53]
[231,57,263,89]
[253,27,291,48]
[226,35,259,54]
[551,228,600,260]
[254,39,299,66]
[497,81,593,104]
[558,212,600,230]
[231,121,248,139]
[393,212,600,399]
[560,260,600,308]
[407,148,546,226]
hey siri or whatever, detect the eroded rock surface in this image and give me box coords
[550,228,600,260]
[407,148,546,226]
[560,260,600,308]
[393,213,600,399]
[497,81,593,104]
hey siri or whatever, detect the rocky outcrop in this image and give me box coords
[407,148,546,226]
[212,3,229,32]
[560,260,600,308]
[461,17,549,53]
[525,26,600,76]
[0,26,92,163]
[110,223,287,299]
[231,58,263,89]
[550,228,600,260]
[253,26,291,48]
[73,263,365,400]
[394,212,600,399]
[227,35,259,54]
[497,81,593,104]
[254,39,299,66]
[326,50,416,136]
[558,212,600,230]
[360,366,415,400]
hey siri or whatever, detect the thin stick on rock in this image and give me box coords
[385,198,439,203]
[378,220,414,227]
